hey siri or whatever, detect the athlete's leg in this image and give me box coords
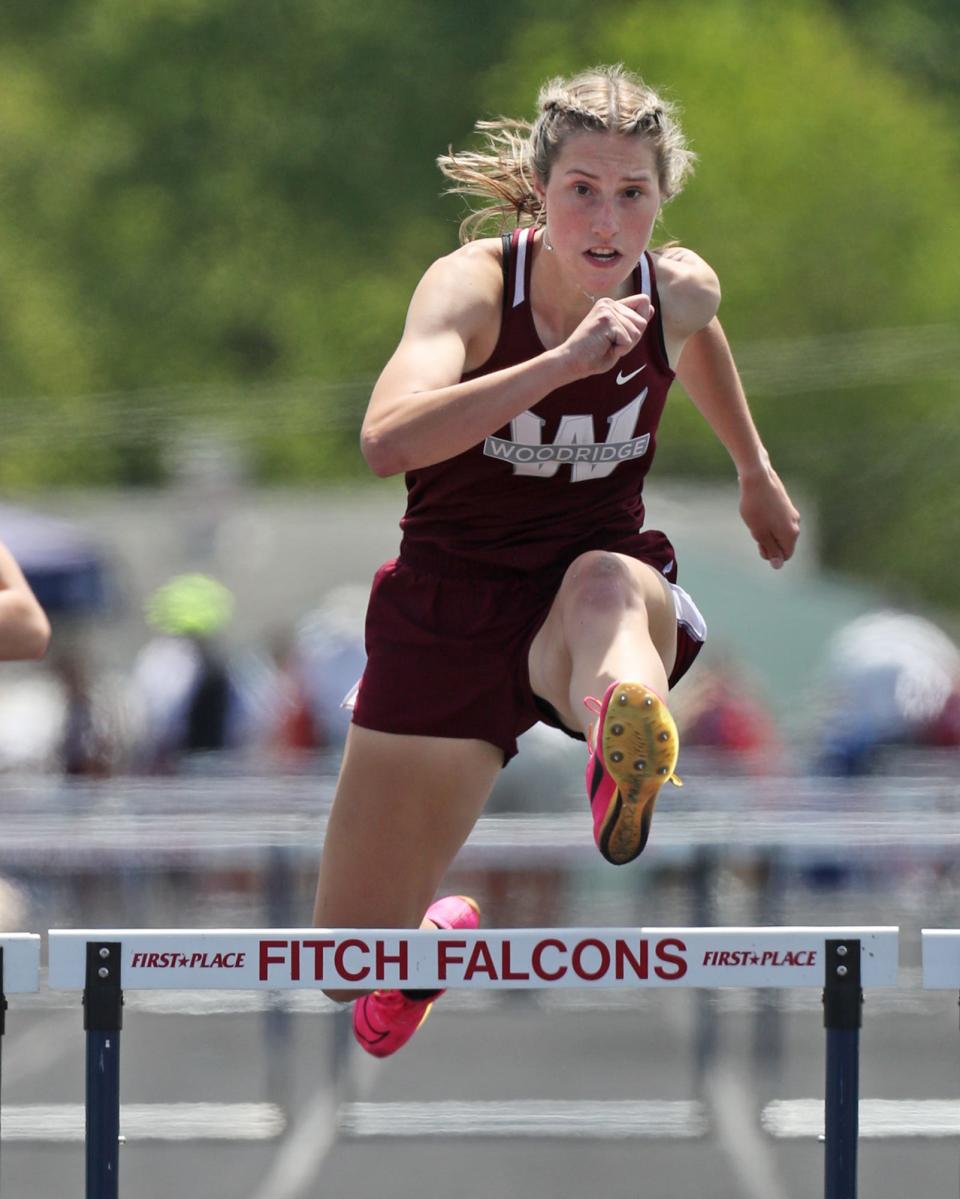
[527,551,681,865]
[313,723,502,1001]
[528,550,677,732]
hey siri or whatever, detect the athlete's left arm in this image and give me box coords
[660,249,801,569]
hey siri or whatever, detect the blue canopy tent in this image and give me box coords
[0,504,113,616]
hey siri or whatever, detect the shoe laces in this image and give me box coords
[583,695,602,753]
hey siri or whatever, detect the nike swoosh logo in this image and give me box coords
[616,365,646,385]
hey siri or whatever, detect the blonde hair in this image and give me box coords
[438,65,696,242]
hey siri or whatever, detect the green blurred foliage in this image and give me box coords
[479,0,960,606]
[0,0,958,604]
[833,0,960,102]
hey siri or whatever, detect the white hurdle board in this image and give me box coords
[921,929,960,988]
[48,927,899,991]
[0,934,41,992]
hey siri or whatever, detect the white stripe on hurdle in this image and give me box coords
[762,1099,960,1139]
[921,929,960,988]
[338,1099,708,1139]
[0,1103,285,1142]
[0,934,41,992]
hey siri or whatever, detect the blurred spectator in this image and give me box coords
[52,649,114,776]
[920,687,960,748]
[674,659,781,772]
[0,875,29,932]
[249,627,330,765]
[129,574,247,772]
[815,610,960,774]
[296,585,368,745]
[0,672,61,771]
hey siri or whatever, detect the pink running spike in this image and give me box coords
[352,895,480,1058]
[585,681,682,865]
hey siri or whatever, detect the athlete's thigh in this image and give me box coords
[313,723,502,928]
[527,551,678,723]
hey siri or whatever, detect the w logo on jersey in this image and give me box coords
[483,392,650,482]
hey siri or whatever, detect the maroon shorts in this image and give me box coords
[351,537,706,764]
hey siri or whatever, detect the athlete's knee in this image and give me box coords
[563,550,640,613]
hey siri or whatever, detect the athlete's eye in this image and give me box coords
[573,183,591,196]
[624,187,645,200]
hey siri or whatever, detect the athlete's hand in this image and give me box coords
[558,294,654,378]
[738,464,801,569]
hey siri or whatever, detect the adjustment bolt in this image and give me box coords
[99,947,110,959]
[836,945,848,957]
[98,967,110,979]
[836,965,848,978]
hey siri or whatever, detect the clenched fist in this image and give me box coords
[558,294,654,379]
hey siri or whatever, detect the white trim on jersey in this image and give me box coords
[639,252,651,298]
[512,228,531,308]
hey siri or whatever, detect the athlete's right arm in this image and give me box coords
[360,244,648,477]
[360,245,569,476]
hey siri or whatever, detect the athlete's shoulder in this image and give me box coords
[410,238,503,329]
[651,246,721,338]
[420,238,503,302]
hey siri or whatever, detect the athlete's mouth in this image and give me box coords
[584,248,622,265]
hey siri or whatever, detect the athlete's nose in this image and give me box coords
[592,199,619,240]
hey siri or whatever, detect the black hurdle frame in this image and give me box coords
[1,946,7,1193]
[83,941,123,1199]
[822,938,862,1199]
[77,934,868,1199]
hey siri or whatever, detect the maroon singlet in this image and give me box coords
[399,225,678,579]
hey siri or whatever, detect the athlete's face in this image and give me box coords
[536,131,662,296]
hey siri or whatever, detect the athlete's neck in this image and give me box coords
[531,229,631,346]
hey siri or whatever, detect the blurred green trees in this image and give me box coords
[0,0,957,604]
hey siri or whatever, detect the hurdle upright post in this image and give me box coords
[0,935,42,1190]
[822,938,862,1199]
[1,946,6,1189]
[83,941,123,1199]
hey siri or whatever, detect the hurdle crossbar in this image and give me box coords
[48,926,899,991]
[921,929,960,992]
[47,927,898,1199]
[0,935,41,995]
[0,936,42,1195]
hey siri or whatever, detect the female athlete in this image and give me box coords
[313,65,800,1055]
